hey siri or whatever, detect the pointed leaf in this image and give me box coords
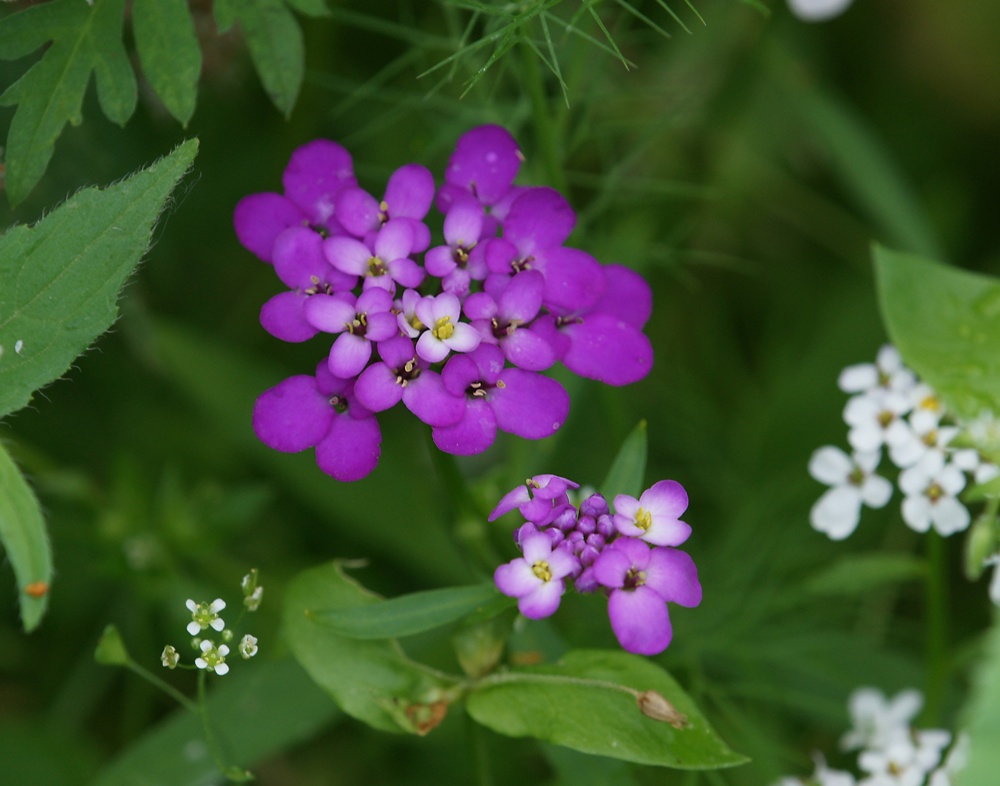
[600,420,648,505]
[133,0,202,125]
[231,0,304,117]
[0,139,200,420]
[0,441,52,632]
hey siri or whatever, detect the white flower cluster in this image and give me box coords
[808,345,999,541]
[774,688,968,786]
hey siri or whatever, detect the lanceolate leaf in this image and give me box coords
[467,649,748,769]
[874,244,1000,421]
[133,0,202,126]
[0,0,137,204]
[0,139,200,420]
[601,420,648,506]
[0,441,52,632]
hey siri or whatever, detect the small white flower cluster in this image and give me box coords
[774,688,968,786]
[808,345,999,541]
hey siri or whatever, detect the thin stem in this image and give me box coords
[922,531,949,726]
[466,712,494,786]
[196,670,252,782]
[519,40,568,196]
[125,661,198,714]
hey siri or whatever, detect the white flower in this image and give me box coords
[811,753,856,786]
[951,448,1000,486]
[908,383,947,423]
[244,586,263,612]
[194,639,230,675]
[161,645,179,669]
[859,730,951,786]
[841,688,922,752]
[928,732,969,786]
[185,598,227,636]
[899,457,969,536]
[838,346,917,396]
[888,413,960,470]
[787,0,854,21]
[239,634,258,659]
[844,389,913,453]
[808,447,893,540]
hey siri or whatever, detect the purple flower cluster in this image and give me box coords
[235,127,654,481]
[492,475,701,655]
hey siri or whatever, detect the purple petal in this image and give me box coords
[489,485,532,522]
[375,219,415,262]
[484,238,519,274]
[324,235,373,276]
[608,586,672,655]
[592,547,632,588]
[528,315,571,360]
[365,311,402,342]
[501,328,555,371]
[282,139,356,225]
[432,399,497,455]
[386,257,426,288]
[356,287,394,314]
[645,548,702,608]
[234,193,306,262]
[442,268,472,298]
[384,164,435,220]
[441,354,481,396]
[498,270,544,323]
[562,314,653,386]
[470,344,506,384]
[643,480,689,518]
[335,186,381,237]
[608,536,651,568]
[519,580,564,620]
[503,188,575,256]
[531,247,605,312]
[424,245,456,277]
[329,333,372,378]
[302,293,356,333]
[495,559,541,598]
[443,198,485,247]
[445,125,522,205]
[463,292,498,321]
[403,370,466,427]
[314,413,381,481]
[260,292,318,342]
[253,375,333,452]
[377,335,416,368]
[314,362,354,397]
[490,369,569,440]
[593,264,652,328]
[354,363,404,412]
[400,218,431,254]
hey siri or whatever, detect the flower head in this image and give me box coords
[195,639,231,675]
[494,527,578,619]
[613,480,692,547]
[239,634,259,659]
[161,645,179,669]
[185,598,226,636]
[808,446,892,540]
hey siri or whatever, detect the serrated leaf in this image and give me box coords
[600,420,648,506]
[0,0,137,204]
[133,0,202,126]
[0,440,52,632]
[285,560,460,734]
[310,582,504,639]
[0,139,199,420]
[467,649,748,768]
[230,0,304,117]
[874,244,1000,420]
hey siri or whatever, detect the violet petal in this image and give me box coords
[253,375,333,452]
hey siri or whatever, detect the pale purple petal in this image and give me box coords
[489,486,532,521]
[329,333,372,378]
[260,292,318,342]
[325,236,373,276]
[354,363,404,412]
[374,219,415,261]
[386,257,425,289]
[608,536,651,568]
[432,399,497,455]
[445,125,522,205]
[546,545,581,580]
[443,198,485,246]
[531,247,605,312]
[519,579,564,619]
[282,139,355,225]
[643,517,692,548]
[503,188,576,256]
[521,530,553,564]
[562,315,653,386]
[335,186,381,237]
[645,548,702,607]
[314,413,381,481]
[608,586,673,655]
[302,293,357,333]
[403,371,466,427]
[592,547,632,588]
[642,480,689,519]
[490,369,569,439]
[495,559,542,598]
[253,375,333,452]
[416,332,451,364]
[445,322,482,353]
[385,164,435,219]
[234,193,307,262]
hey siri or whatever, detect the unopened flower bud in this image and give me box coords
[581,493,610,518]
[244,586,263,611]
[161,645,179,669]
[222,628,234,642]
[636,690,688,729]
[241,569,259,597]
[239,634,259,659]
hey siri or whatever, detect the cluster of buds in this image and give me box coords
[491,474,701,655]
[808,345,999,541]
[161,571,262,676]
[774,688,968,786]
[236,125,654,481]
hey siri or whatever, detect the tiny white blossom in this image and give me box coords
[808,447,893,540]
[161,645,179,669]
[838,346,917,396]
[888,412,960,470]
[244,586,263,612]
[787,0,854,22]
[194,639,230,675]
[841,688,922,752]
[908,384,947,423]
[928,732,970,786]
[844,389,913,454]
[186,598,227,636]
[951,448,1000,486]
[239,634,259,659]
[858,729,950,786]
[899,457,969,536]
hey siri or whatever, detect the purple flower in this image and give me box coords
[437,125,523,212]
[252,363,381,481]
[494,528,579,619]
[464,271,555,371]
[414,293,482,363]
[593,537,701,655]
[324,218,424,292]
[303,288,399,378]
[432,345,570,455]
[353,335,465,427]
[613,480,692,547]
[335,163,435,252]
[424,199,488,297]
[489,474,580,522]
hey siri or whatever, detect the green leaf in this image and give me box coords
[874,244,1000,420]
[93,624,130,665]
[467,649,749,769]
[284,0,329,18]
[133,0,202,126]
[958,619,1000,786]
[92,659,340,786]
[0,0,137,204]
[0,440,52,631]
[0,139,199,420]
[802,553,927,596]
[310,582,504,639]
[600,420,648,506]
[285,560,460,734]
[230,0,304,117]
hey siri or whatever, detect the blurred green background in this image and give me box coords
[1,0,999,783]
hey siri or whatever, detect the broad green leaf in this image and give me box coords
[133,0,202,126]
[310,582,504,639]
[285,561,461,734]
[467,649,749,769]
[0,0,136,204]
[803,553,927,596]
[600,420,648,506]
[0,440,52,631]
[229,0,304,117]
[958,619,1000,786]
[0,139,199,420]
[874,245,1000,420]
[93,659,340,786]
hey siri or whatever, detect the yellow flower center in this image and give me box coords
[433,316,455,340]
[635,507,653,531]
[367,257,386,277]
[927,482,944,502]
[532,560,552,582]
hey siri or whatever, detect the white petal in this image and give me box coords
[977,462,1000,485]
[889,368,918,395]
[910,408,941,436]
[931,497,970,536]
[886,689,924,728]
[210,618,226,632]
[210,599,226,612]
[200,639,213,652]
[809,446,853,485]
[844,394,880,428]
[195,658,208,669]
[854,450,882,473]
[848,425,884,453]
[884,418,914,447]
[902,495,932,532]
[899,465,930,496]
[860,474,893,508]
[839,363,878,393]
[186,621,201,636]
[937,464,966,496]
[185,599,198,612]
[214,662,230,676]
[889,433,926,469]
[951,448,980,471]
[877,344,903,373]
[811,486,863,540]
[218,644,230,656]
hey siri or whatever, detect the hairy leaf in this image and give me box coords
[0,0,136,204]
[0,139,199,420]
[467,649,748,768]
[0,440,52,632]
[874,245,1000,420]
[133,0,202,126]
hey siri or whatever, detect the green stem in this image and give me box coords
[923,531,949,725]
[519,42,567,196]
[196,670,253,782]
[125,660,198,714]
[466,712,494,786]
